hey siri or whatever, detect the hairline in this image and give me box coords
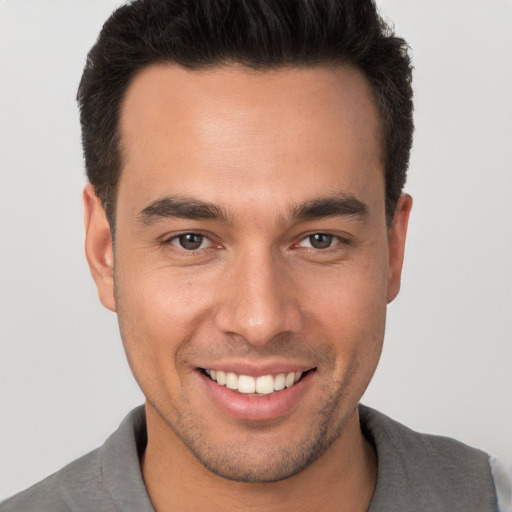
[105,59,387,239]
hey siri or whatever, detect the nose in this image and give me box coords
[214,248,304,346]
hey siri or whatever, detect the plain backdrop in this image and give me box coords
[1,0,511,500]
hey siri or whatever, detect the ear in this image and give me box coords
[83,183,116,312]
[387,193,413,303]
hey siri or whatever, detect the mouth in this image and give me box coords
[200,368,315,396]
[197,365,317,421]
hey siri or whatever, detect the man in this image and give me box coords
[0,0,507,510]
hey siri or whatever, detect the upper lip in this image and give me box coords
[197,359,316,377]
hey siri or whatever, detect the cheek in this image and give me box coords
[299,252,388,369]
[120,263,211,325]
[114,266,214,381]
[313,277,387,411]
[303,252,389,326]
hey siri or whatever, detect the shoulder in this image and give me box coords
[0,448,112,512]
[359,404,491,467]
[360,405,499,511]
[0,406,150,512]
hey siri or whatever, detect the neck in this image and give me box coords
[141,404,377,512]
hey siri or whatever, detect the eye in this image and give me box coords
[169,233,210,251]
[298,233,339,249]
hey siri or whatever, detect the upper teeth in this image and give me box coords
[205,370,303,395]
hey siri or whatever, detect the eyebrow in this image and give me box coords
[290,194,369,222]
[137,196,231,225]
[137,193,369,226]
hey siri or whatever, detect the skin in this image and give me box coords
[84,64,412,511]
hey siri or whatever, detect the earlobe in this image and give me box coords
[83,183,116,312]
[387,193,413,303]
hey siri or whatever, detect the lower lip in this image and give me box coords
[198,370,315,422]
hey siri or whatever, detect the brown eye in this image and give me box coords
[308,233,333,249]
[177,233,204,250]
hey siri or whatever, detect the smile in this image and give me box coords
[202,369,311,395]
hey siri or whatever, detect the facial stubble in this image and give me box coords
[159,369,358,483]
[114,273,379,484]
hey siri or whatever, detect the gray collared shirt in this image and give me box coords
[1,405,507,511]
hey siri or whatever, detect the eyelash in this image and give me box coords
[160,232,217,253]
[294,233,347,251]
[160,231,350,253]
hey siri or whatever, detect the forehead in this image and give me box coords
[118,63,384,216]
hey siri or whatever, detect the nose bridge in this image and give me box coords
[214,244,302,345]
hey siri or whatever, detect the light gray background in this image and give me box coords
[1,0,511,499]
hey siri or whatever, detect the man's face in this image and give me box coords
[85,64,410,482]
